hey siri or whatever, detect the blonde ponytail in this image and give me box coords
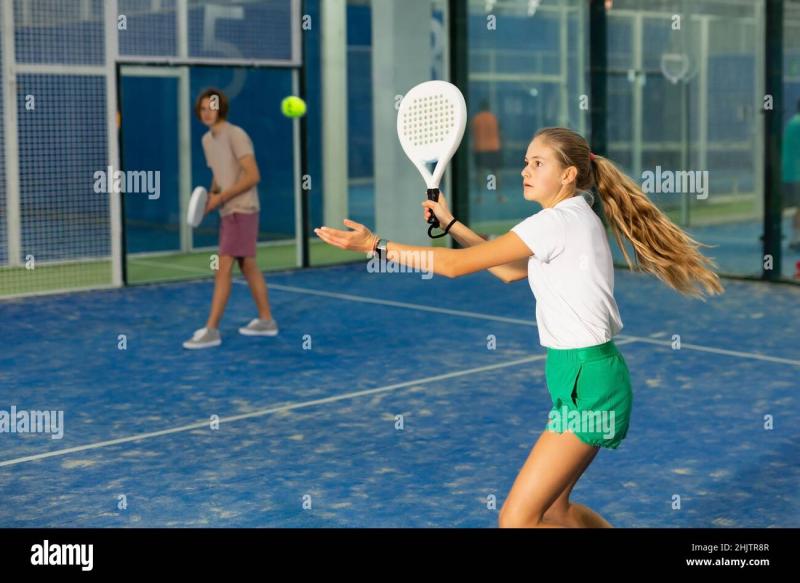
[535,127,724,299]
[591,155,724,298]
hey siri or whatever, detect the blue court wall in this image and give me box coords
[121,0,375,253]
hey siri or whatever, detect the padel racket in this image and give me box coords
[186,186,208,228]
[396,80,467,238]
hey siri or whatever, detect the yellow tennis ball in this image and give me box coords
[281,96,307,118]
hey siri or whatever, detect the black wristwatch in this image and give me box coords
[374,238,388,259]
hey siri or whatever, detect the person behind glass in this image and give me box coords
[472,99,507,204]
[183,88,279,349]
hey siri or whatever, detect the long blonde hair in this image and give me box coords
[535,127,724,299]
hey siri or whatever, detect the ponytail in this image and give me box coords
[534,127,724,299]
[591,155,723,299]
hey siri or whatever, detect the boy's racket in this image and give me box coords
[396,80,467,238]
[186,186,208,227]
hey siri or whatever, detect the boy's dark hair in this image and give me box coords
[194,87,229,121]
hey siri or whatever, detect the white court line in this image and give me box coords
[0,352,563,469]
[128,258,216,275]
[129,259,800,366]
[128,260,536,326]
[623,336,800,367]
[266,283,538,327]
[264,283,800,368]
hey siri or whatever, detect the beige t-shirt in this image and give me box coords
[201,122,260,216]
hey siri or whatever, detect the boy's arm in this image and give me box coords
[207,155,260,211]
[219,155,260,203]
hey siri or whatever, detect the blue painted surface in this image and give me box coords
[0,262,797,527]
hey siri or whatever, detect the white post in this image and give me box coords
[177,0,191,251]
[292,68,303,267]
[176,0,188,59]
[178,67,192,252]
[559,0,568,127]
[440,1,453,249]
[753,1,764,220]
[321,0,349,232]
[291,0,302,66]
[577,1,587,137]
[698,16,709,201]
[106,0,123,286]
[632,12,643,182]
[372,0,432,246]
[2,0,21,267]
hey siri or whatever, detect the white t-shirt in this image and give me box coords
[511,194,623,349]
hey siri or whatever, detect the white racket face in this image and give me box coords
[397,81,467,189]
[186,186,208,227]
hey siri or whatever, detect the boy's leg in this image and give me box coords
[206,255,236,329]
[239,256,273,321]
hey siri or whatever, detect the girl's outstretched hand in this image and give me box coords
[314,219,377,254]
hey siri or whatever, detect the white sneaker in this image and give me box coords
[238,318,279,337]
[183,327,222,349]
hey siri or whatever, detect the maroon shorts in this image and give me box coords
[219,212,259,258]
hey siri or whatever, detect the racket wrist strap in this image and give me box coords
[427,217,458,239]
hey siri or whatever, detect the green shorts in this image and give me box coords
[544,340,633,449]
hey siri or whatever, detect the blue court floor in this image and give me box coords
[0,261,798,527]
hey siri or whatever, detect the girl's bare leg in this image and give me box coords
[499,430,609,528]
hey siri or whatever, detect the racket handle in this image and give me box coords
[426,188,440,227]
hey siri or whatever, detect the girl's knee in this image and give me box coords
[497,510,517,528]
